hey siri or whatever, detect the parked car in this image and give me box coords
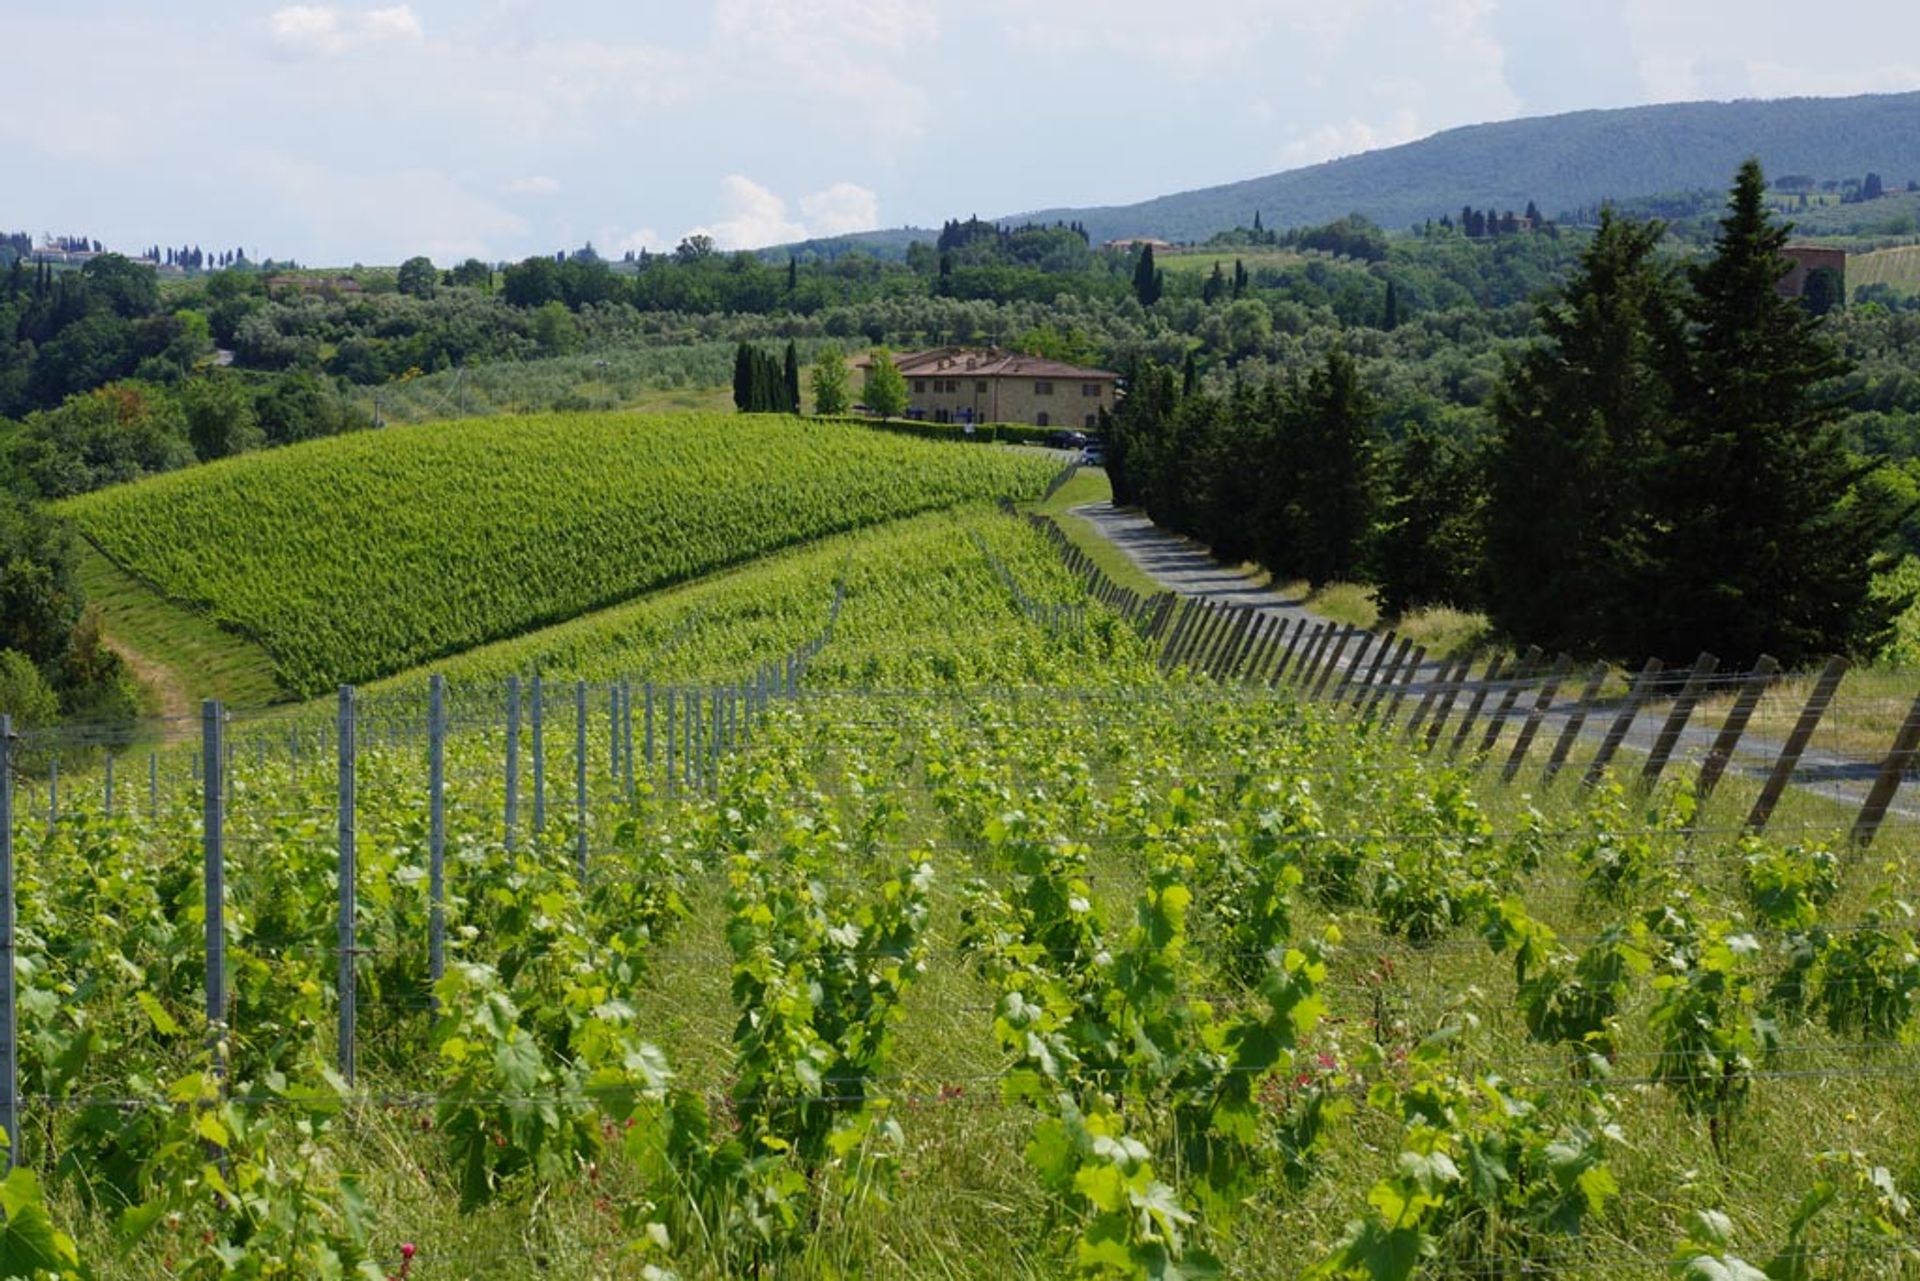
[1046,430,1088,450]
[1080,443,1106,466]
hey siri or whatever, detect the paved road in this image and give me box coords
[1071,498,1917,822]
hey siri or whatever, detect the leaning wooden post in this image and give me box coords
[1697,656,1781,802]
[202,701,227,1090]
[1502,654,1572,781]
[1422,652,1480,751]
[1348,631,1394,708]
[1382,644,1428,726]
[1850,691,1920,849]
[1746,658,1849,834]
[1313,625,1357,699]
[1543,663,1611,783]
[1476,646,1544,759]
[1446,652,1507,758]
[1332,631,1374,703]
[1581,658,1665,788]
[428,676,446,992]
[1270,619,1311,684]
[1366,637,1414,718]
[1403,650,1463,740]
[1640,653,1720,787]
[1297,623,1339,691]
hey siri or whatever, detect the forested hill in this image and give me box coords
[805,91,1920,255]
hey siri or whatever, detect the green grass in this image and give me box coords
[61,412,1059,698]
[1023,467,1163,598]
[73,542,281,712]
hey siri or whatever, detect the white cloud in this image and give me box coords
[269,4,422,57]
[1279,108,1424,167]
[604,226,669,255]
[800,183,881,237]
[691,175,808,250]
[687,177,882,249]
[506,175,562,197]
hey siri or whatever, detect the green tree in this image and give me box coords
[1655,158,1901,666]
[179,373,264,461]
[1371,427,1482,616]
[1133,244,1164,307]
[397,255,438,300]
[1382,279,1400,330]
[1484,209,1684,658]
[864,349,908,419]
[0,648,59,728]
[532,300,578,354]
[1288,348,1377,586]
[1801,266,1843,317]
[810,347,850,416]
[783,341,801,413]
[450,259,493,291]
[733,342,755,413]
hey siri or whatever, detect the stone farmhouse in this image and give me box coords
[1779,245,1847,299]
[852,348,1120,429]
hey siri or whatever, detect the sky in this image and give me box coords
[8,0,1920,265]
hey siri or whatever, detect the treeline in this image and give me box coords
[1107,163,1908,669]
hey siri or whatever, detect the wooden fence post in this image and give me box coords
[1477,645,1544,759]
[1850,691,1920,849]
[1403,650,1464,740]
[1332,631,1374,703]
[1299,623,1339,691]
[1447,652,1508,758]
[1349,631,1395,708]
[1313,625,1358,699]
[1640,653,1720,787]
[1746,658,1849,834]
[1271,619,1311,684]
[1425,651,1487,751]
[1502,654,1572,781]
[1543,664,1611,783]
[1582,658,1664,788]
[1696,656,1781,801]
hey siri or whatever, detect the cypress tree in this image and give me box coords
[1232,259,1249,299]
[1289,349,1377,586]
[1372,428,1483,617]
[1133,244,1163,306]
[1382,279,1400,331]
[787,256,798,291]
[1202,263,1226,304]
[732,342,754,412]
[1652,158,1900,666]
[1484,209,1684,658]
[783,341,801,413]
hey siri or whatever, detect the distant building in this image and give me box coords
[1102,237,1175,254]
[851,347,1120,429]
[1779,245,1847,299]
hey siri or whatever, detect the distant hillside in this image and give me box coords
[808,91,1920,254]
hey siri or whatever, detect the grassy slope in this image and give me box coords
[74,542,281,710]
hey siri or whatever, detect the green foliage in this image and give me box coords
[396,255,438,301]
[862,349,908,419]
[64,414,1057,693]
[0,648,60,727]
[809,346,850,416]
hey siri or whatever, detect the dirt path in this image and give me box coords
[103,635,195,742]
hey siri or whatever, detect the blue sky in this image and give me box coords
[10,0,1920,265]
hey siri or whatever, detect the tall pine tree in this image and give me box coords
[1652,158,1898,666]
[783,341,801,413]
[1484,209,1685,658]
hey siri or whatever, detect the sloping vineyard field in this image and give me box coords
[6,507,1920,1280]
[59,413,1059,697]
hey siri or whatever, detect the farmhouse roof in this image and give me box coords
[851,347,1118,381]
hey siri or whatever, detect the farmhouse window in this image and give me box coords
[1034,380,1054,395]
[913,380,926,393]
[1081,382,1101,397]
[975,380,988,393]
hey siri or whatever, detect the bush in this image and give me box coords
[0,648,59,727]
